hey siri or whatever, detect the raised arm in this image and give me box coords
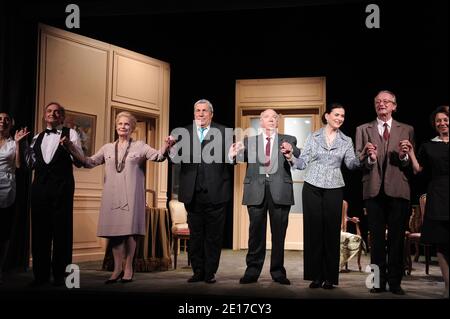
[61,136,106,168]
[60,136,85,165]
[14,128,30,168]
[144,136,176,162]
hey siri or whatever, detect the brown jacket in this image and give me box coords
[355,119,414,200]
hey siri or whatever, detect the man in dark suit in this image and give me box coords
[24,102,83,286]
[356,90,414,295]
[229,109,300,285]
[171,99,232,284]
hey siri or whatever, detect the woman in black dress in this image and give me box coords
[402,105,449,298]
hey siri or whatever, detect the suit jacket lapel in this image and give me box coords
[315,128,328,150]
[275,134,283,162]
[367,120,382,145]
[331,132,345,150]
[388,120,401,153]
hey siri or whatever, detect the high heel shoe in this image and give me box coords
[105,271,124,284]
[121,271,134,283]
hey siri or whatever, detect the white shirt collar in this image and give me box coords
[376,117,393,128]
[431,136,448,142]
[196,125,210,131]
[45,124,63,132]
[262,130,276,140]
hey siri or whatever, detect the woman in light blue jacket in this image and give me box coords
[284,103,364,289]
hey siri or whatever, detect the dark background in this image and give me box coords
[0,0,448,259]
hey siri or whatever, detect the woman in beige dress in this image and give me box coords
[64,111,173,283]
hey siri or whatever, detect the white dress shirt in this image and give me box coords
[30,126,82,164]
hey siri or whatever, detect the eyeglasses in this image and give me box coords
[375,99,395,105]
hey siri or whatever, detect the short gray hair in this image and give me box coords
[193,99,214,113]
[375,90,397,104]
[260,108,279,119]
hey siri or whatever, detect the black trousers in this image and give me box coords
[365,192,409,288]
[303,182,343,285]
[185,193,226,278]
[244,182,290,280]
[31,180,74,282]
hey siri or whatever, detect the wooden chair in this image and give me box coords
[168,199,190,269]
[340,200,365,272]
[404,194,431,275]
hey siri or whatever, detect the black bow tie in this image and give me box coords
[45,128,58,135]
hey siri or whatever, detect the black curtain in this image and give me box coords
[0,2,38,271]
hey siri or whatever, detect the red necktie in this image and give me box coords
[383,123,390,141]
[265,137,271,166]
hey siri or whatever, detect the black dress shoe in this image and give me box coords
[239,276,258,284]
[105,271,124,284]
[205,275,216,284]
[187,274,204,283]
[369,287,386,293]
[389,286,405,295]
[274,277,291,285]
[309,280,323,288]
[322,281,334,289]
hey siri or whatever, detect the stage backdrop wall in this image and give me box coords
[35,24,170,262]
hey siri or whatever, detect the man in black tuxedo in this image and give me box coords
[171,99,232,283]
[229,109,300,285]
[24,102,83,286]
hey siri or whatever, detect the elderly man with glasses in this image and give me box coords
[355,90,414,295]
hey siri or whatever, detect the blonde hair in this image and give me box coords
[115,111,137,132]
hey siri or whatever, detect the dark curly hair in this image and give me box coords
[430,105,449,130]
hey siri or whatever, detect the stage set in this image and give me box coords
[0,1,448,311]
